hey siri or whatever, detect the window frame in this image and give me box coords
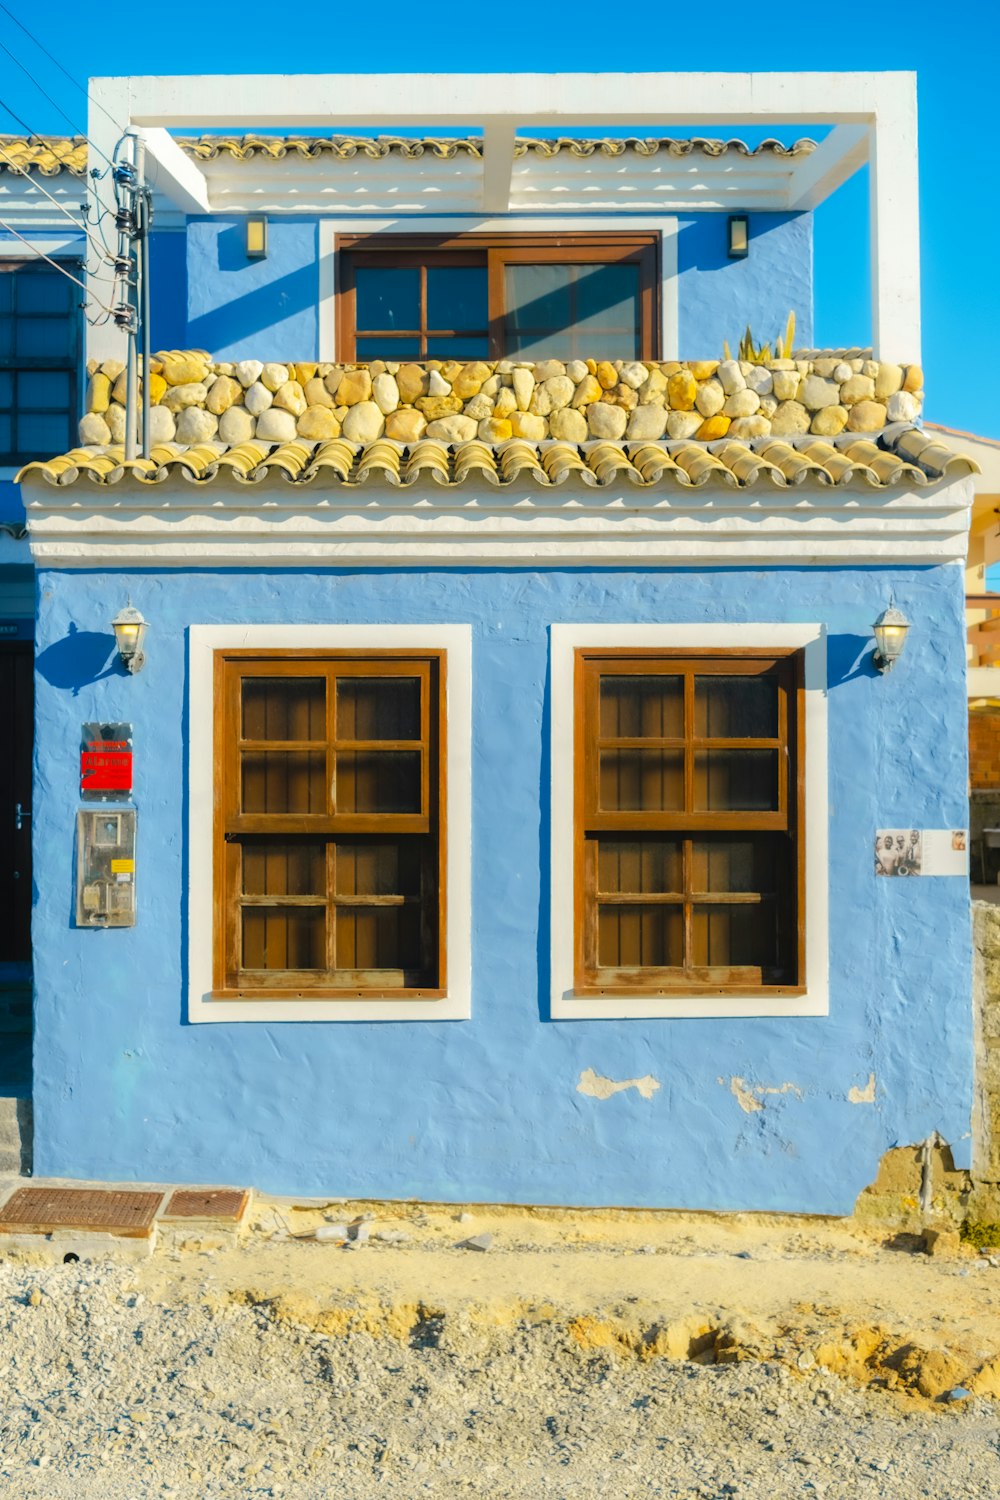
[188,625,472,1024]
[550,624,828,1021]
[336,232,661,361]
[574,648,805,997]
[0,256,82,466]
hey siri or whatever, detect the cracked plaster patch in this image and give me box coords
[576,1068,660,1102]
[721,1075,803,1115]
[848,1073,877,1104]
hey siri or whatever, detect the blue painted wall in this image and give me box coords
[144,211,813,362]
[30,563,971,1213]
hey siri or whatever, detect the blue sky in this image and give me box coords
[1,0,997,436]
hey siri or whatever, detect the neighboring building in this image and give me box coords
[1,72,981,1211]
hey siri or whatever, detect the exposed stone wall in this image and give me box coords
[79,353,925,449]
[970,712,1000,791]
[973,902,1000,1184]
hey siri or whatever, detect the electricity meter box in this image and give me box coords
[76,809,137,928]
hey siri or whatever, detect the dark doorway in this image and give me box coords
[0,642,32,963]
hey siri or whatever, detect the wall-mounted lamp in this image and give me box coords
[245,216,268,260]
[727,214,750,259]
[872,603,910,673]
[112,601,148,675]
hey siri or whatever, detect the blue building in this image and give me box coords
[0,71,980,1211]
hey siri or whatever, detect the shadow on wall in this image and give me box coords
[828,633,878,688]
[36,624,119,695]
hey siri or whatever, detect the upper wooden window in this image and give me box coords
[574,649,805,996]
[337,234,660,361]
[214,651,445,999]
[0,260,80,464]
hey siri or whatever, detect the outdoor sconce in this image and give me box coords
[872,603,911,673]
[111,601,148,675]
[245,216,268,260]
[727,214,749,259]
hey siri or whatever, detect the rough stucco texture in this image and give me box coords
[31,565,970,1213]
[149,210,812,364]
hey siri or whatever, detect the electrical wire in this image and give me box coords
[0,0,128,142]
[0,38,116,169]
[0,134,119,267]
[0,214,119,319]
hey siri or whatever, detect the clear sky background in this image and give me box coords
[1,0,997,437]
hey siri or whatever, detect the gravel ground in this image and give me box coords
[1,1258,999,1498]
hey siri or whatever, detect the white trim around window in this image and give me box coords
[550,623,829,1020]
[187,623,472,1023]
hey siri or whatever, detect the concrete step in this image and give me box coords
[0,1097,32,1176]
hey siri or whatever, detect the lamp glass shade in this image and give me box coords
[246,217,268,258]
[728,215,749,258]
[112,603,148,669]
[872,605,910,669]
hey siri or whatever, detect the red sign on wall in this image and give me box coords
[80,722,133,800]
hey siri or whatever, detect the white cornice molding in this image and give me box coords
[22,473,974,569]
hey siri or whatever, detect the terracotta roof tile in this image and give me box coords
[16,429,979,491]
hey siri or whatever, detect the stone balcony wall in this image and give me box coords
[80,352,925,450]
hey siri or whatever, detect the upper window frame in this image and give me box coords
[550,624,829,1022]
[188,624,472,1024]
[335,232,661,361]
[0,256,82,467]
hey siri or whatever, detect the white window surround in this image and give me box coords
[187,623,472,1023]
[550,623,829,1021]
[317,216,680,363]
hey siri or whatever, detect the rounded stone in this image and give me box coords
[728,415,772,439]
[772,370,801,402]
[587,402,628,440]
[688,361,718,381]
[666,410,704,440]
[532,359,566,382]
[541,375,575,410]
[626,405,668,441]
[695,415,731,440]
[667,370,699,411]
[478,417,513,442]
[297,406,341,440]
[451,362,492,400]
[161,352,209,386]
[148,405,176,444]
[810,405,849,436]
[717,360,746,395]
[427,369,451,397]
[205,376,242,416]
[639,368,668,402]
[105,403,127,443]
[548,407,589,443]
[769,401,811,436]
[371,373,400,415]
[416,395,464,420]
[254,407,299,443]
[903,364,924,393]
[272,380,307,418]
[79,411,112,445]
[161,382,209,413]
[384,408,428,443]
[87,372,112,413]
[874,362,904,400]
[512,368,535,411]
[745,366,774,395]
[566,360,589,384]
[100,357,126,380]
[304,377,336,410]
[175,406,219,444]
[694,379,726,418]
[425,414,478,442]
[846,400,889,433]
[463,393,495,421]
[147,373,167,406]
[509,411,548,441]
[243,382,274,417]
[260,363,290,393]
[886,390,920,423]
[801,375,842,411]
[723,388,760,419]
[571,375,602,408]
[218,405,255,445]
[596,361,618,391]
[341,401,386,442]
[234,359,264,389]
[838,374,876,407]
[396,364,429,404]
[619,361,649,390]
[338,369,373,406]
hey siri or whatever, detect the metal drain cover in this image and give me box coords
[0,1186,163,1237]
[162,1188,249,1222]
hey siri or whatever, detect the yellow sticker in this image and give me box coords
[110,859,135,874]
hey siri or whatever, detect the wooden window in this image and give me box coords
[214,651,445,998]
[574,649,805,995]
[0,260,81,464]
[337,234,659,361]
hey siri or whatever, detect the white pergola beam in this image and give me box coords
[867,73,920,363]
[481,119,518,212]
[135,127,211,215]
[785,125,868,211]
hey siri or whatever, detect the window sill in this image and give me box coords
[551,988,827,1020]
[190,990,468,1023]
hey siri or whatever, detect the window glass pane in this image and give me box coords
[597,838,682,894]
[355,266,420,332]
[336,751,421,813]
[15,412,73,457]
[426,266,487,331]
[242,907,325,969]
[600,675,683,738]
[0,371,13,408]
[354,337,422,359]
[242,840,326,896]
[0,277,11,311]
[695,676,778,738]
[242,677,325,740]
[573,263,640,338]
[241,752,326,814]
[599,749,683,811]
[15,268,75,314]
[690,838,778,894]
[15,319,75,358]
[0,416,12,454]
[337,676,420,740]
[693,750,778,811]
[19,369,72,407]
[425,336,490,358]
[334,840,422,896]
[0,317,12,357]
[505,264,573,333]
[335,906,421,971]
[598,905,682,968]
[691,906,774,969]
